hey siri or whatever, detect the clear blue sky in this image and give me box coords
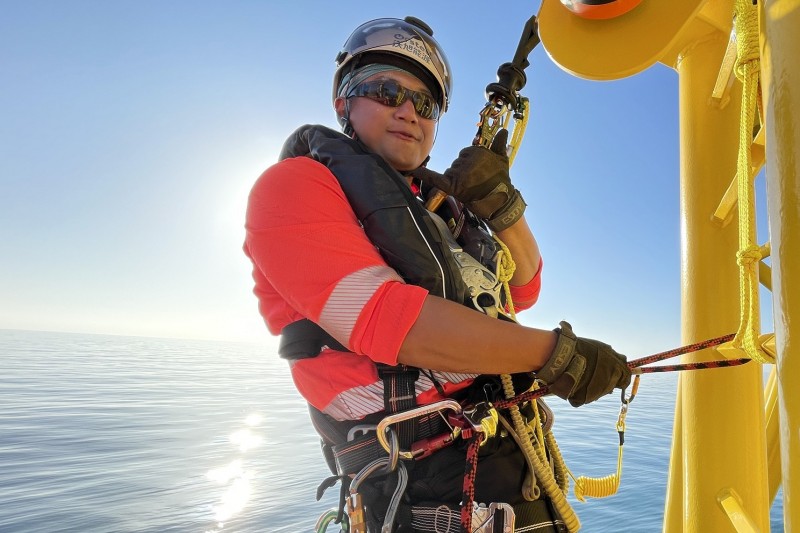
[2,1,691,355]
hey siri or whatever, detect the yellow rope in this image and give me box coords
[499,373,581,531]
[572,402,628,502]
[494,236,517,321]
[495,236,582,532]
[509,98,530,166]
[546,431,571,493]
[574,446,624,502]
[732,0,773,364]
[494,235,629,528]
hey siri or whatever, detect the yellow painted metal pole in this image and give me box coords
[663,32,770,532]
[663,380,684,529]
[764,368,782,502]
[760,1,800,528]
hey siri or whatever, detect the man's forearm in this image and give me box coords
[397,293,557,374]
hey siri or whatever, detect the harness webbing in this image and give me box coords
[378,365,420,448]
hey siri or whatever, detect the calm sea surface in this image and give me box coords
[0,329,783,532]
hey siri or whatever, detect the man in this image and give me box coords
[244,16,630,532]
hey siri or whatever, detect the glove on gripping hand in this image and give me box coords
[414,129,526,232]
[536,321,632,407]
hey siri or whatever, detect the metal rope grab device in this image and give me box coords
[424,15,540,213]
[474,14,540,153]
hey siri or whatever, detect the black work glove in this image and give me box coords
[414,129,526,232]
[536,321,632,407]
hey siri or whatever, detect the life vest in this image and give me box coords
[277,123,488,449]
[280,124,471,303]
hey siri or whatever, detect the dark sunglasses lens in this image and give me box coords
[380,82,404,106]
[356,81,439,120]
[411,93,438,120]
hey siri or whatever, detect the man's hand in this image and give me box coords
[414,129,526,232]
[536,321,632,407]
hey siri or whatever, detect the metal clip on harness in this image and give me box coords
[375,399,463,460]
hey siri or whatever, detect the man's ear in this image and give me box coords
[334,97,346,119]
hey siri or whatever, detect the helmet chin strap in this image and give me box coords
[340,98,356,139]
[338,60,359,138]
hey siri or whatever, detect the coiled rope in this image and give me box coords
[495,236,582,532]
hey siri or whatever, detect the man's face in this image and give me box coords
[335,69,437,172]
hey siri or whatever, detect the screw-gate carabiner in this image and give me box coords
[375,399,463,460]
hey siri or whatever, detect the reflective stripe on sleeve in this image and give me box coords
[318,265,404,347]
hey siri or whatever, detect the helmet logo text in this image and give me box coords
[392,34,431,66]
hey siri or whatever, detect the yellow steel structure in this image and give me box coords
[538,0,798,530]
[667,31,768,531]
[761,1,800,529]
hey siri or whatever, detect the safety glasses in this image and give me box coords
[350,80,440,120]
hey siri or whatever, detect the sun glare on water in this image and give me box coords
[204,412,264,530]
[229,428,263,452]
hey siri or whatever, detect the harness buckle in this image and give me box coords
[472,502,516,532]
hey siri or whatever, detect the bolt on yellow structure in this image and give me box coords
[537,0,799,531]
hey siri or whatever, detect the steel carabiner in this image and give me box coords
[375,399,463,460]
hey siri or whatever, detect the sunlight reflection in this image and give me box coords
[204,414,265,530]
[206,460,243,485]
[245,412,263,426]
[213,473,253,523]
[229,428,262,452]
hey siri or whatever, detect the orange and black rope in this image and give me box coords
[626,333,751,373]
[455,333,752,531]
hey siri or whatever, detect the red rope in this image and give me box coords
[493,387,549,410]
[626,333,752,373]
[634,357,751,373]
[489,334,750,410]
[627,333,735,368]
[460,432,484,533]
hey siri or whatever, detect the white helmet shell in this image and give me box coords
[333,17,452,115]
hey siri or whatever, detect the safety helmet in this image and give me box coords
[333,16,452,115]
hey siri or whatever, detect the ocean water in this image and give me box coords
[0,329,783,532]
